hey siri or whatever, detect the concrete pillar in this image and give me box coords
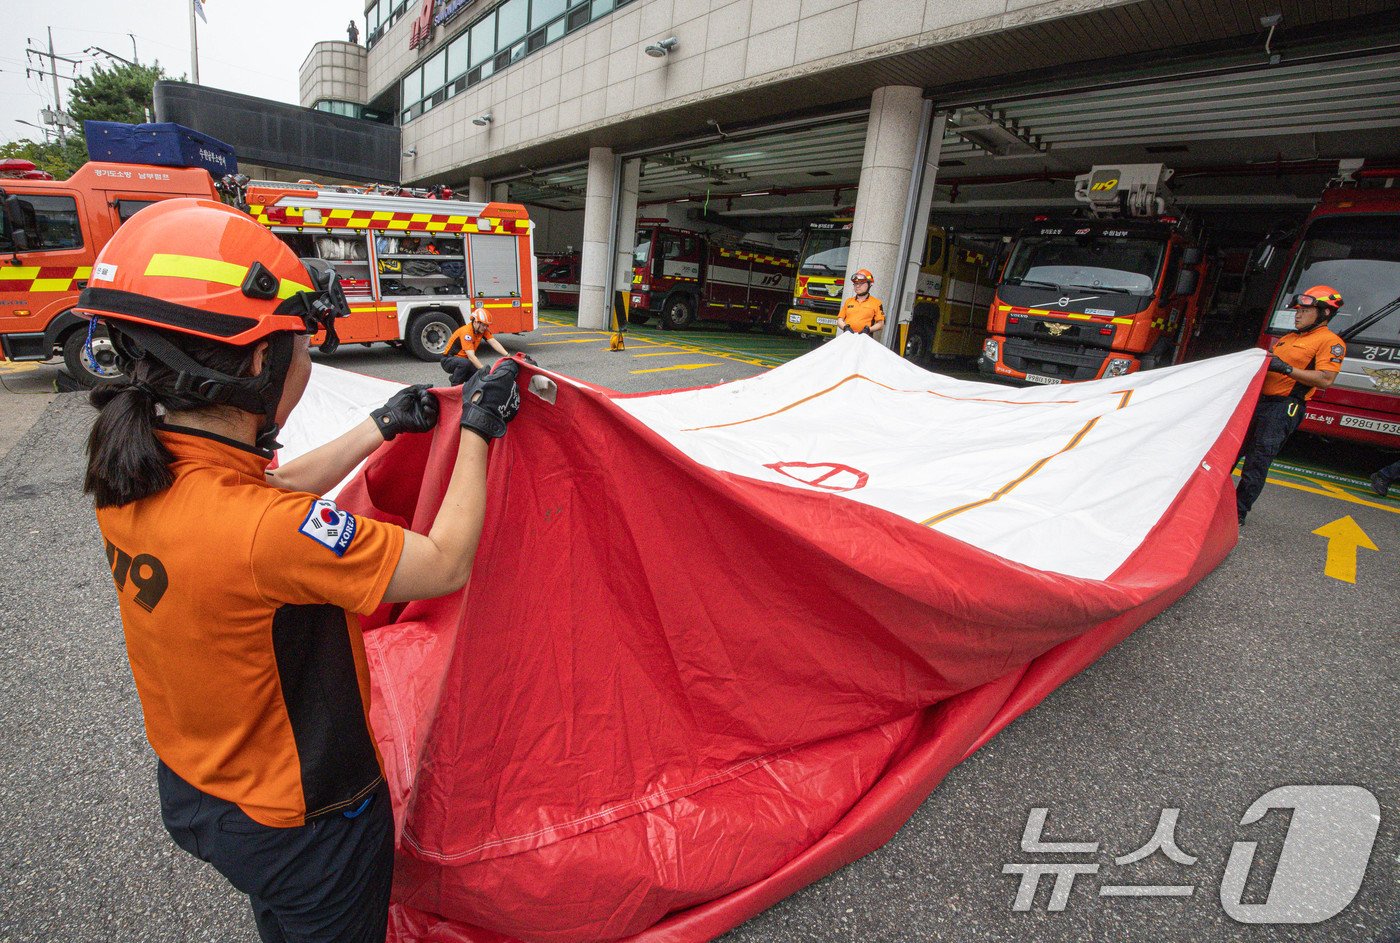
[892,111,946,349]
[578,146,616,330]
[613,158,642,305]
[468,176,488,202]
[491,181,510,203]
[846,86,927,347]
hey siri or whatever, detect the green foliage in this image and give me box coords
[0,137,87,180]
[68,62,168,127]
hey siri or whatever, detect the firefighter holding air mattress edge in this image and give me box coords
[838,268,886,337]
[78,198,524,942]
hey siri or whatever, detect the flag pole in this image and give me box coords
[189,1,200,84]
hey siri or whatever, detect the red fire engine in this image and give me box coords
[1254,166,1400,447]
[629,223,796,331]
[246,181,536,358]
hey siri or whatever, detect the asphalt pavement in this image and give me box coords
[0,314,1395,943]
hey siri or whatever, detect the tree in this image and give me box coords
[68,62,168,127]
[0,137,87,180]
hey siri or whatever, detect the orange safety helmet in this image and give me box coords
[1291,284,1344,317]
[850,268,874,284]
[76,198,345,346]
[470,307,491,326]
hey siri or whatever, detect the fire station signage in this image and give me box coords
[434,0,477,27]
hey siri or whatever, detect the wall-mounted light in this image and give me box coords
[472,112,493,126]
[644,37,678,58]
[402,146,417,157]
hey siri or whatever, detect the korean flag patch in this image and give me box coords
[1331,344,1344,357]
[298,499,357,557]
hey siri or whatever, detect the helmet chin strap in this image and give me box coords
[111,322,296,453]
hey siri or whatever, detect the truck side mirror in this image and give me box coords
[1180,246,1203,266]
[1247,243,1275,275]
[1174,269,1199,297]
[2,195,32,252]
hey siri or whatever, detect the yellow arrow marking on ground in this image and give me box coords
[631,363,719,374]
[1311,516,1379,584]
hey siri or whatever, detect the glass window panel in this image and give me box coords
[367,1,379,30]
[592,0,614,17]
[546,19,566,42]
[532,0,567,28]
[496,0,528,48]
[402,68,422,106]
[1,195,82,252]
[470,12,495,66]
[424,48,447,92]
[447,32,470,80]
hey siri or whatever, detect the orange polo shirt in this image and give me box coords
[96,427,404,827]
[1263,325,1346,399]
[445,322,492,357]
[839,295,885,334]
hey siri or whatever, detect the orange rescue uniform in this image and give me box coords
[1263,325,1346,399]
[839,295,885,334]
[96,428,404,827]
[445,322,492,357]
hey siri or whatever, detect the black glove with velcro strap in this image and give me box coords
[458,357,521,441]
[371,384,439,440]
[1267,355,1294,376]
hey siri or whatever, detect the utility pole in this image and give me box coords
[189,1,201,84]
[25,28,81,145]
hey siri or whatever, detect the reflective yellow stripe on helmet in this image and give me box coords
[144,254,311,300]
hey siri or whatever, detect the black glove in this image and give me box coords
[519,353,539,366]
[458,357,521,441]
[370,384,439,440]
[441,355,478,386]
[1267,355,1294,376]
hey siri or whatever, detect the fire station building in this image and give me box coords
[296,0,1400,331]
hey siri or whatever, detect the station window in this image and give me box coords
[396,0,637,124]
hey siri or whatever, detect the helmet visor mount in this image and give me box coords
[273,259,352,346]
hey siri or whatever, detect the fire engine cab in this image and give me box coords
[247,181,536,358]
[980,164,1215,384]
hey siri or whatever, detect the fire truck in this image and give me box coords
[628,223,796,331]
[980,165,1215,384]
[785,210,997,361]
[247,181,536,358]
[0,160,221,384]
[537,250,581,307]
[1253,166,1400,447]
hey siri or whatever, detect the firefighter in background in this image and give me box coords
[838,268,885,337]
[78,198,523,942]
[443,306,512,369]
[1236,285,1347,524]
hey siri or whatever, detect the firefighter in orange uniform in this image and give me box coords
[444,306,511,369]
[78,198,523,942]
[838,268,885,337]
[1236,285,1347,524]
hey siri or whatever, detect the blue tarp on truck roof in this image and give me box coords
[84,122,237,178]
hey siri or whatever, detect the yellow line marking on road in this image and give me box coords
[0,362,41,373]
[541,330,599,336]
[632,363,719,374]
[1254,474,1400,516]
[530,337,612,346]
[631,350,690,357]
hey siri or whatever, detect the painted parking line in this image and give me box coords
[0,362,40,374]
[631,363,719,374]
[530,337,612,347]
[1243,471,1400,516]
[630,350,691,357]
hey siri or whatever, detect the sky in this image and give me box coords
[1,0,363,146]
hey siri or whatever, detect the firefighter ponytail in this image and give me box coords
[84,332,262,509]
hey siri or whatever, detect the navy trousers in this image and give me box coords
[1236,397,1306,521]
[158,761,394,943]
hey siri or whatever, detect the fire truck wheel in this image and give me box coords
[904,321,935,365]
[405,310,459,361]
[660,296,694,330]
[62,326,124,387]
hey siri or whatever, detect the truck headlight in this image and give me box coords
[982,338,1000,362]
[1103,357,1133,377]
